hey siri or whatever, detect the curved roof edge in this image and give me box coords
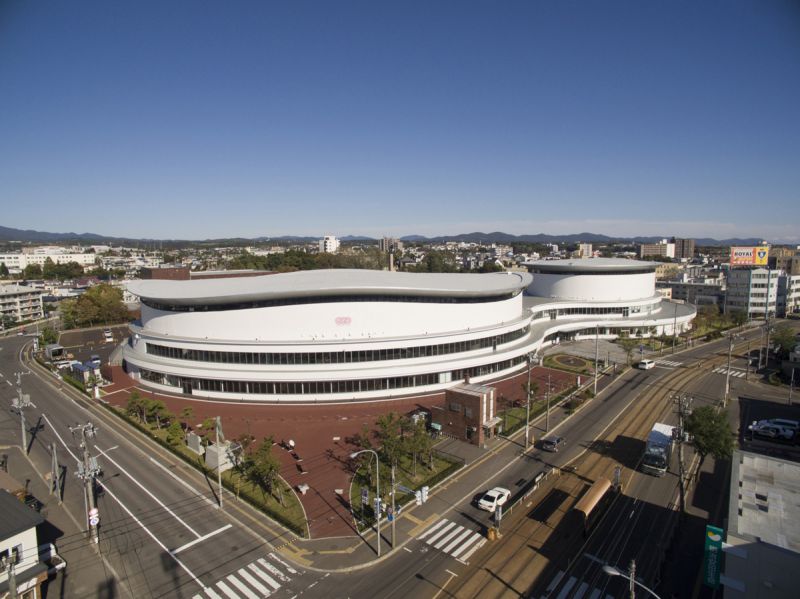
[127,269,533,305]
[523,257,657,273]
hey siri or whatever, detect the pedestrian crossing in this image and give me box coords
[712,367,747,378]
[538,570,615,599]
[417,518,486,563]
[655,359,682,368]
[194,553,299,599]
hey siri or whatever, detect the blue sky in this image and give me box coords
[1,1,798,242]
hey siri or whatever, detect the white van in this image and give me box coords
[637,359,655,370]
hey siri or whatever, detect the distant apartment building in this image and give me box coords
[672,238,695,260]
[319,236,340,254]
[769,253,800,276]
[379,237,404,253]
[0,246,97,273]
[0,283,44,325]
[639,239,675,259]
[659,281,725,308]
[777,273,800,316]
[724,267,780,319]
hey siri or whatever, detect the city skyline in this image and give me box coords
[1,2,798,242]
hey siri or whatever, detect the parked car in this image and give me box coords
[748,420,795,440]
[541,436,566,452]
[477,487,511,512]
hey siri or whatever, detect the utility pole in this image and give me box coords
[71,422,101,544]
[789,368,795,407]
[628,559,636,599]
[216,416,224,508]
[11,379,34,454]
[1,553,18,599]
[674,394,691,514]
[746,340,751,380]
[545,373,551,432]
[525,352,533,449]
[51,442,62,503]
[672,302,678,354]
[593,325,599,397]
[724,335,734,407]
[390,462,396,548]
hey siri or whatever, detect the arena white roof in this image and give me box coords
[524,258,656,273]
[127,269,532,305]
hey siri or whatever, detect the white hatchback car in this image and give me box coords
[477,487,511,512]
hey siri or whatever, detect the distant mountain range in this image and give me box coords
[0,225,765,247]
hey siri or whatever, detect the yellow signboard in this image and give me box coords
[730,246,769,266]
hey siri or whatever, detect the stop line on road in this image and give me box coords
[417,518,486,563]
[655,359,682,368]
[712,366,747,378]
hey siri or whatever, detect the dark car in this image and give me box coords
[541,436,565,452]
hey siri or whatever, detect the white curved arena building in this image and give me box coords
[122,259,694,403]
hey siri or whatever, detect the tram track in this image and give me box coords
[449,346,739,599]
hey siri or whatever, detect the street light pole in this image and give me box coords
[724,335,734,407]
[351,449,381,557]
[545,373,551,432]
[525,352,532,449]
[602,559,662,599]
[594,325,599,397]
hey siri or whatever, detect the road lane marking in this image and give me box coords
[215,580,238,599]
[97,446,201,538]
[418,518,448,540]
[267,552,298,575]
[237,568,270,596]
[97,480,206,590]
[172,525,233,555]
[226,573,259,598]
[257,558,287,585]
[149,456,219,509]
[248,562,281,590]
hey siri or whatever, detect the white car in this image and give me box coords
[637,359,655,370]
[477,487,511,512]
[748,420,795,440]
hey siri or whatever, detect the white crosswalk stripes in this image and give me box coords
[539,571,615,599]
[193,553,300,599]
[712,367,746,377]
[655,359,682,368]
[418,518,487,563]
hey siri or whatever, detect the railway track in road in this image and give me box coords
[448,348,738,599]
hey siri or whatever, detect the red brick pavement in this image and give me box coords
[101,365,583,538]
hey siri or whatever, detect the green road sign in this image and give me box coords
[703,524,723,588]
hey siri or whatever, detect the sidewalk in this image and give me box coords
[0,445,117,599]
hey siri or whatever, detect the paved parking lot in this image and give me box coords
[57,324,128,364]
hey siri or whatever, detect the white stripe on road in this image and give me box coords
[426,520,457,545]
[457,537,486,563]
[248,562,281,591]
[172,525,232,555]
[256,558,289,584]
[97,446,200,538]
[434,524,467,550]
[215,580,239,599]
[256,559,284,587]
[588,589,601,599]
[237,568,270,596]
[149,456,219,509]
[573,581,589,599]
[441,528,473,554]
[267,552,298,575]
[555,576,577,599]
[226,573,259,599]
[96,481,206,590]
[418,518,448,540]
[450,532,483,559]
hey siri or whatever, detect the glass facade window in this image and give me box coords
[136,355,526,397]
[144,325,530,365]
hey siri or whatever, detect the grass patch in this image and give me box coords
[544,354,595,375]
[104,404,307,536]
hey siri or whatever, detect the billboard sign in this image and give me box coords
[730,246,769,266]
[702,524,723,588]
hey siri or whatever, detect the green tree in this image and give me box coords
[0,262,8,278]
[771,323,797,359]
[686,406,734,469]
[405,420,433,477]
[375,412,403,470]
[166,420,185,447]
[180,406,195,429]
[248,436,283,505]
[616,335,639,365]
[23,263,42,279]
[126,391,145,423]
[39,326,58,346]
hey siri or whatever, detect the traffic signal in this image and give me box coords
[421,486,429,504]
[415,490,422,506]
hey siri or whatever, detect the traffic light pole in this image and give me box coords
[71,422,100,544]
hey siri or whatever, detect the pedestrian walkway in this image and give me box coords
[712,366,747,378]
[417,518,486,563]
[538,570,614,599]
[655,359,682,368]
[193,552,301,599]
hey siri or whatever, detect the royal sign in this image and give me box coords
[730,246,769,266]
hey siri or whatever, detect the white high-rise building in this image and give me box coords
[319,236,340,254]
[725,268,780,319]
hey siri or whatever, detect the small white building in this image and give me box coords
[0,489,48,598]
[319,236,340,254]
[725,268,780,320]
